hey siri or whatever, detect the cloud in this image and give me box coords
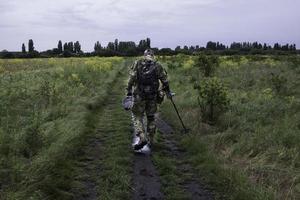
[0,0,299,51]
[1,0,220,29]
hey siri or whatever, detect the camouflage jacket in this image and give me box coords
[126,58,169,97]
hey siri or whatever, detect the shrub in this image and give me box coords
[195,77,229,123]
[195,54,219,77]
[167,61,181,69]
[270,72,287,95]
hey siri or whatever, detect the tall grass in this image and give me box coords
[0,57,125,199]
[159,55,300,199]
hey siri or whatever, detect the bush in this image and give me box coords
[270,72,287,95]
[195,54,219,77]
[195,77,229,123]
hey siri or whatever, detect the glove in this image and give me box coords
[166,90,172,99]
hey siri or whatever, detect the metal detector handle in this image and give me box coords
[169,96,188,133]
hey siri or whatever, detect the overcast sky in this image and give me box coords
[1,0,299,51]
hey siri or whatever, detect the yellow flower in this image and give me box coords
[183,58,194,69]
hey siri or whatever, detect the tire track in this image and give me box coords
[72,61,164,200]
[72,64,132,199]
[155,115,216,200]
[132,128,164,200]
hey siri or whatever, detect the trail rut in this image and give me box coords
[71,62,216,200]
[155,115,216,200]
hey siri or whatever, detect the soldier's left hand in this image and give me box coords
[166,91,173,99]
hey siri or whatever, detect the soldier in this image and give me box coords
[126,49,171,151]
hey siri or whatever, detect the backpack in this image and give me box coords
[136,60,159,99]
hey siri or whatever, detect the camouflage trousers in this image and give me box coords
[131,95,157,143]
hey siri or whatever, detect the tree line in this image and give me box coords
[0,38,298,58]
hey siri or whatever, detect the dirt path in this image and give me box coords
[73,138,102,200]
[72,77,123,200]
[155,115,216,200]
[132,152,164,200]
[71,61,215,200]
[72,64,164,200]
[72,65,134,199]
[132,127,164,200]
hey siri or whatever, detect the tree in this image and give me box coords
[158,48,174,55]
[289,44,295,51]
[138,39,148,52]
[118,41,137,55]
[94,41,102,52]
[58,40,63,53]
[189,46,195,51]
[216,42,226,50]
[22,43,26,53]
[175,46,181,52]
[74,41,81,53]
[1,50,15,58]
[63,42,68,52]
[146,38,151,48]
[68,42,74,52]
[107,42,115,51]
[114,39,119,51]
[28,39,34,52]
[274,43,281,50]
[206,41,217,50]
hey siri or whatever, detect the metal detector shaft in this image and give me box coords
[170,97,188,133]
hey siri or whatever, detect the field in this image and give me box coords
[0,55,299,199]
[0,57,128,199]
[160,55,300,199]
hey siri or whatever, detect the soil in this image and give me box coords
[132,152,164,200]
[131,126,164,200]
[155,114,215,200]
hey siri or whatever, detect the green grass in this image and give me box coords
[1,55,299,199]
[152,133,189,199]
[0,57,125,199]
[95,74,133,200]
[158,55,300,199]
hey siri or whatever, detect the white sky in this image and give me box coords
[0,0,299,51]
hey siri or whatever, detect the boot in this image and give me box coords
[134,140,148,150]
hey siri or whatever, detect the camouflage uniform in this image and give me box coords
[127,57,169,144]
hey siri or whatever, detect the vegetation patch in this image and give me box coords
[0,57,125,199]
[160,54,300,199]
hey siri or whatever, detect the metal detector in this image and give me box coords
[169,94,190,133]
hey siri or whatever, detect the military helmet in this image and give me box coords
[144,49,154,57]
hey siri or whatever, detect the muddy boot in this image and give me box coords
[134,140,148,150]
[134,131,148,151]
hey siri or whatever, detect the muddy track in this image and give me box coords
[72,63,164,200]
[71,61,215,200]
[72,72,124,200]
[155,115,216,200]
[72,66,132,199]
[132,129,164,200]
[132,152,164,200]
